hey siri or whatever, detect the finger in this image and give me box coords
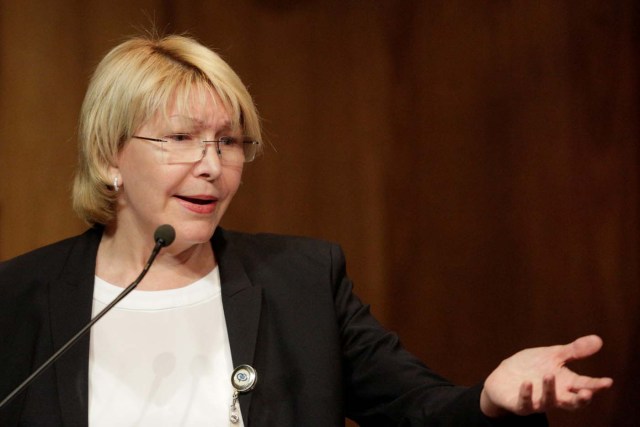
[540,375,557,409]
[568,375,614,392]
[575,389,594,408]
[559,335,603,362]
[558,389,593,411]
[517,381,535,414]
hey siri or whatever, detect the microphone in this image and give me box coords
[154,224,176,248]
[0,224,176,410]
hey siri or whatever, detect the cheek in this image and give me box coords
[221,165,244,195]
[119,144,159,185]
[121,159,188,205]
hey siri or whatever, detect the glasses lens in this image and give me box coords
[216,137,260,164]
[160,141,204,164]
[242,139,260,163]
[154,138,260,165]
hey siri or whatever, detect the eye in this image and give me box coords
[167,133,194,143]
[218,136,241,147]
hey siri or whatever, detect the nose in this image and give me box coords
[192,142,223,180]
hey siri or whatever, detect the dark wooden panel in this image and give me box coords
[0,1,636,425]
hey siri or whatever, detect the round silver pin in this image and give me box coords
[231,365,257,393]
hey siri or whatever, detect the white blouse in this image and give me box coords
[88,268,243,426]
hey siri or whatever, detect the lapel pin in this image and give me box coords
[230,365,258,423]
[231,364,258,393]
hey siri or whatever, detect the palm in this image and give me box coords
[481,335,613,417]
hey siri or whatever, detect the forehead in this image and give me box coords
[144,86,234,131]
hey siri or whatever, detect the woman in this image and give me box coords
[0,34,611,426]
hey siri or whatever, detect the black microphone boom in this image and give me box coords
[0,224,176,410]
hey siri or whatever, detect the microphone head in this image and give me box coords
[154,224,176,247]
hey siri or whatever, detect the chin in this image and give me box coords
[174,222,217,245]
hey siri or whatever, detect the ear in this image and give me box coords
[107,163,122,190]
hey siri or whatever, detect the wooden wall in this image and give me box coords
[0,1,637,425]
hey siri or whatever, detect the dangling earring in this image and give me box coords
[113,176,119,192]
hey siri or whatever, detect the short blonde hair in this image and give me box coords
[72,34,261,225]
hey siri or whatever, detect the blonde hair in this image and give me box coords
[72,34,261,225]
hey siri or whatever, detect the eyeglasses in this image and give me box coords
[131,134,261,165]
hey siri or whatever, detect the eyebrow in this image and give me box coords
[168,114,233,131]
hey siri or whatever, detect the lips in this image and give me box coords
[176,195,214,205]
[175,195,217,214]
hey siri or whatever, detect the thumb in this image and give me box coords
[561,334,603,362]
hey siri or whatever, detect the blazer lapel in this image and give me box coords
[46,227,262,425]
[213,229,263,424]
[48,228,101,427]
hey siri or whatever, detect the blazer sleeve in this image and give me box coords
[0,253,54,425]
[329,243,547,427]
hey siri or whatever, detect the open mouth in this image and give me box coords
[176,196,215,205]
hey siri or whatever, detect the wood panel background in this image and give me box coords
[0,1,637,426]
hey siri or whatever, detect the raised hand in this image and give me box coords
[479,335,613,418]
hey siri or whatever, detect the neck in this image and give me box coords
[96,226,216,291]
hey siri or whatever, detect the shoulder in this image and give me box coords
[0,228,101,284]
[215,228,348,289]
[217,228,344,265]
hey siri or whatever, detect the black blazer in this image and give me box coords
[0,227,546,426]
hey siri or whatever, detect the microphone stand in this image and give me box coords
[0,233,171,410]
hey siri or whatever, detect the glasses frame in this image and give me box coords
[131,135,261,164]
